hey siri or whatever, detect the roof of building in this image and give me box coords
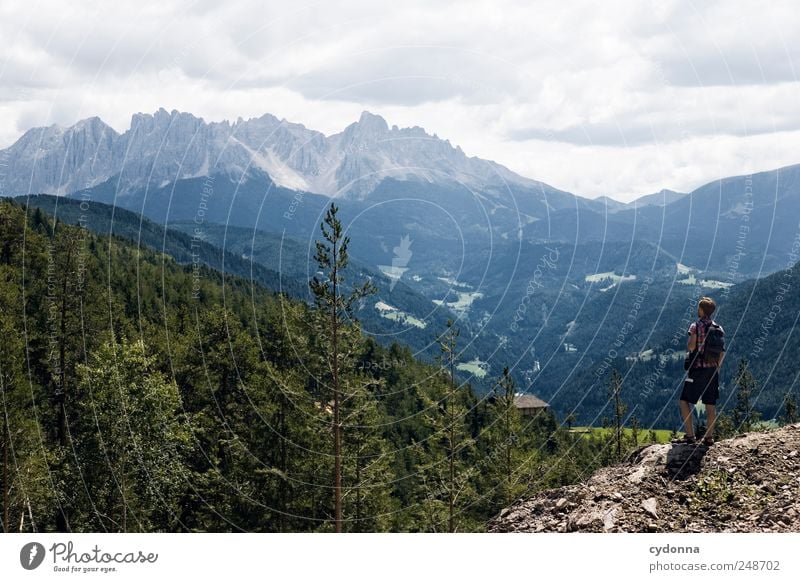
[513,393,550,409]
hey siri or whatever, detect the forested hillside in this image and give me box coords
[0,198,615,533]
[20,195,473,369]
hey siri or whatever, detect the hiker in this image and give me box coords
[678,296,726,446]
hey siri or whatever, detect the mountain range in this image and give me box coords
[4,109,800,423]
[1,108,689,208]
[7,108,798,279]
[1,108,554,199]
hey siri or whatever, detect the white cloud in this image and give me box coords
[1,0,798,201]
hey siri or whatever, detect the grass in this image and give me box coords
[456,359,488,378]
[568,426,678,444]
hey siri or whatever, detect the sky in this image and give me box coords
[1,0,799,202]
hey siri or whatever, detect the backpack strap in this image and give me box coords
[689,318,712,366]
[699,319,711,352]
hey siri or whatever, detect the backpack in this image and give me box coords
[700,319,725,365]
[683,318,725,370]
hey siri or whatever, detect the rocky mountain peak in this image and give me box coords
[357,110,389,132]
[129,108,204,135]
[489,424,800,533]
[0,108,542,198]
[336,111,390,146]
[72,116,116,135]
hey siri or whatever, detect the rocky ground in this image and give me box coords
[488,424,800,533]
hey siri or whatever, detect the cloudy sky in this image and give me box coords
[1,0,799,201]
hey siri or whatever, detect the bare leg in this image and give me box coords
[705,404,716,439]
[679,400,694,438]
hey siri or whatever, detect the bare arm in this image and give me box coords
[687,329,697,352]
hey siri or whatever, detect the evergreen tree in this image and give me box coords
[564,412,577,431]
[713,412,736,439]
[413,321,478,532]
[782,392,798,425]
[608,369,627,460]
[0,199,650,533]
[0,269,53,532]
[483,367,531,512]
[629,414,641,447]
[340,369,394,532]
[733,357,761,433]
[49,227,89,531]
[74,338,191,532]
[309,203,376,532]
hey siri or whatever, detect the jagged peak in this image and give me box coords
[335,110,390,141]
[1,107,539,198]
[358,110,388,129]
[14,122,65,143]
[11,116,117,149]
[129,108,205,130]
[71,116,119,137]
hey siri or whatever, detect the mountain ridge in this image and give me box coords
[4,107,749,209]
[1,108,553,200]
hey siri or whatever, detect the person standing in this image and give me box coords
[678,296,726,446]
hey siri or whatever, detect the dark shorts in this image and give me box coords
[680,366,719,405]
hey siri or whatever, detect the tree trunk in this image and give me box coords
[614,381,622,459]
[278,400,287,532]
[355,454,362,533]
[2,418,7,533]
[55,242,73,533]
[448,358,455,533]
[506,404,512,494]
[332,246,342,533]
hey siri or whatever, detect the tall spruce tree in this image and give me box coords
[309,203,376,532]
[413,320,478,532]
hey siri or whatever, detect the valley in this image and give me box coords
[5,110,800,430]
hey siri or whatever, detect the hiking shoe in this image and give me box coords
[672,434,696,445]
[701,436,715,446]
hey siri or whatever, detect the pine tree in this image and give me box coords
[340,368,394,532]
[564,412,577,430]
[733,357,761,433]
[782,392,798,425]
[483,367,531,511]
[608,369,627,460]
[629,414,641,447]
[309,203,376,532]
[413,320,478,532]
[713,412,736,439]
[50,227,88,532]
